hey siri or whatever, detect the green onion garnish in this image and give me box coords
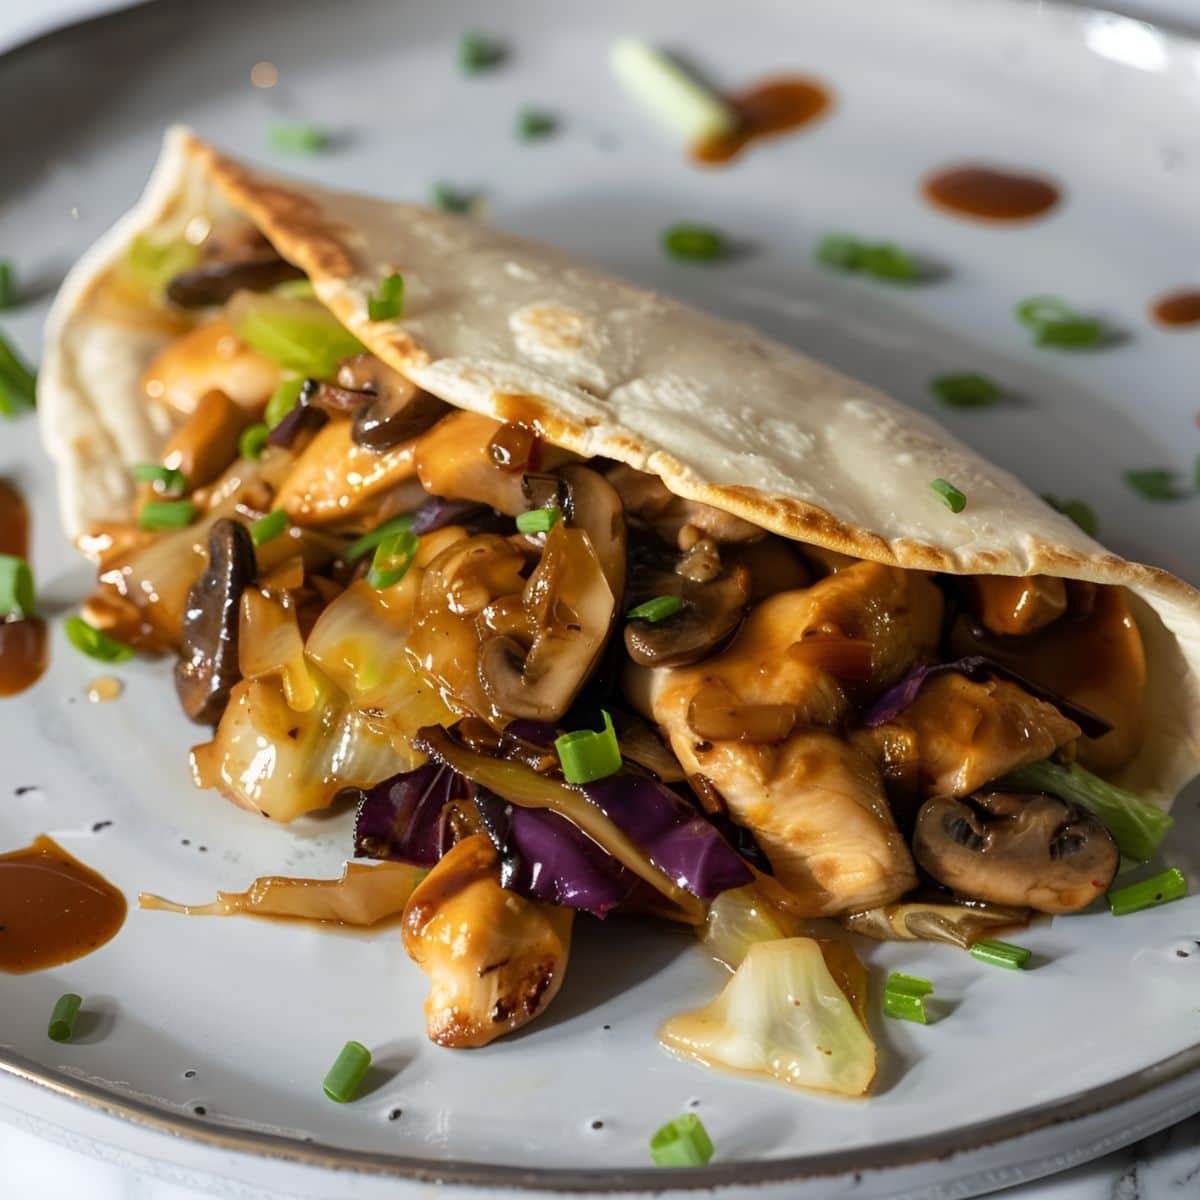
[1123,468,1187,502]
[931,373,1002,409]
[268,122,329,155]
[265,378,306,430]
[1002,760,1171,862]
[649,1113,714,1168]
[663,224,727,263]
[969,939,1032,971]
[517,107,557,140]
[859,243,918,282]
[47,993,82,1043]
[0,262,16,310]
[431,182,473,214]
[459,31,505,74]
[239,423,270,461]
[610,38,738,145]
[132,463,187,497]
[930,478,966,513]
[0,331,37,418]
[1015,296,1103,349]
[139,499,196,531]
[345,514,416,563]
[816,234,864,271]
[1109,867,1187,916]
[64,616,134,664]
[367,528,419,590]
[626,595,683,623]
[516,506,562,534]
[1042,494,1098,538]
[367,273,405,322]
[233,296,364,381]
[883,972,933,1024]
[0,555,36,620]
[322,1039,372,1103]
[251,509,290,547]
[555,710,622,785]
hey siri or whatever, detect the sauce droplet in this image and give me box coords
[0,836,127,973]
[0,618,48,697]
[0,479,29,558]
[87,676,124,703]
[693,77,831,165]
[1151,289,1200,328]
[922,165,1059,221]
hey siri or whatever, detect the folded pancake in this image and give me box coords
[40,125,1200,832]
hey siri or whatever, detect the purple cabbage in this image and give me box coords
[266,380,329,448]
[862,655,1112,738]
[410,496,489,534]
[352,762,462,865]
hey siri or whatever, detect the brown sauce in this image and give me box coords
[1151,289,1200,328]
[694,76,831,165]
[922,165,1060,221]
[0,836,127,973]
[0,479,28,557]
[0,479,48,697]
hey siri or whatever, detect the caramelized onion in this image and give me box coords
[788,633,874,681]
[687,697,797,743]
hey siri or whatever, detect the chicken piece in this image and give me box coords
[855,674,1081,798]
[402,834,573,1047]
[413,410,530,516]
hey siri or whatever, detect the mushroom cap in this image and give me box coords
[913,790,1118,914]
[336,354,450,451]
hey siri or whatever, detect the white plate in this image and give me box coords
[1,1,1198,1197]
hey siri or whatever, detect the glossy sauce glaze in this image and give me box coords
[1151,289,1200,328]
[0,479,47,697]
[922,165,1060,221]
[693,77,831,165]
[0,836,127,973]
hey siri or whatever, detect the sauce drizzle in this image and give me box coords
[1151,289,1200,328]
[922,165,1060,221]
[693,76,831,165]
[0,479,28,557]
[0,836,127,973]
[0,479,48,697]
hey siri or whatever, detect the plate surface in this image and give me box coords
[1,0,1199,1196]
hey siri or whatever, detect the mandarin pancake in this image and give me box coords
[0,836,127,973]
[0,479,47,697]
[693,76,830,165]
[922,165,1060,222]
[1151,289,1200,329]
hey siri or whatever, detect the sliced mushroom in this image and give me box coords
[558,464,627,602]
[166,256,304,308]
[913,790,1118,914]
[174,518,256,724]
[330,354,451,451]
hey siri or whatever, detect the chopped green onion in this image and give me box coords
[132,463,187,497]
[663,225,727,263]
[931,373,1002,409]
[265,378,306,429]
[459,31,505,74]
[367,528,419,590]
[0,555,36,620]
[0,261,16,310]
[1002,760,1172,862]
[883,972,933,1024]
[251,509,290,546]
[1016,296,1076,328]
[47,993,82,1043]
[610,38,739,145]
[139,499,196,531]
[268,122,329,154]
[516,506,562,534]
[626,595,683,623]
[345,514,416,563]
[1015,296,1104,349]
[969,939,1032,970]
[930,478,966,513]
[1124,468,1187,502]
[1109,867,1187,916]
[367,273,405,322]
[431,182,473,213]
[649,1113,714,1168]
[1042,494,1098,538]
[815,234,864,271]
[239,423,270,461]
[231,293,364,380]
[555,711,622,785]
[322,1039,371,1103]
[126,234,200,295]
[517,107,557,140]
[64,616,134,664]
[0,331,37,417]
[860,243,918,282]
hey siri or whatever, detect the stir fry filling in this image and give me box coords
[100,230,1159,1058]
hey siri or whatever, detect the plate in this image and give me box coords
[1,1,1198,1196]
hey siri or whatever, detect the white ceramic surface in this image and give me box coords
[1,1,1199,1196]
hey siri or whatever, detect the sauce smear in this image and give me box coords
[923,165,1059,221]
[0,479,28,557]
[694,77,830,165]
[1151,289,1200,328]
[0,836,127,973]
[0,479,48,697]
